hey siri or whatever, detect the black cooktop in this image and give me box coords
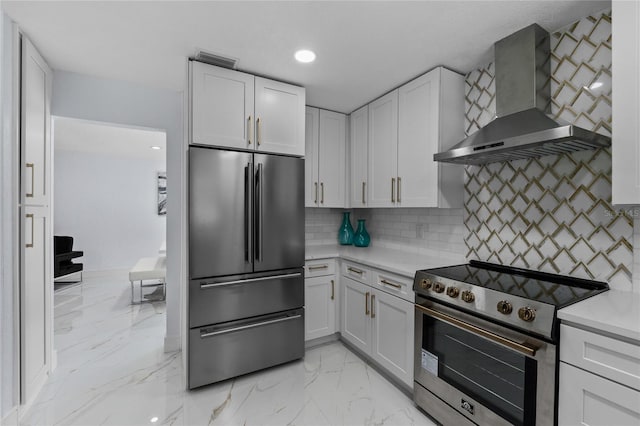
[420,260,609,308]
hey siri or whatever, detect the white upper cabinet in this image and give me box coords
[190,62,305,156]
[350,105,369,207]
[612,1,640,205]
[305,107,347,208]
[191,62,254,150]
[368,90,399,208]
[255,77,306,156]
[366,67,464,209]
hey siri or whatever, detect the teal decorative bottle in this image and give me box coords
[353,219,370,247]
[337,212,354,245]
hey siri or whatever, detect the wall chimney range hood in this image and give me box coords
[434,24,610,165]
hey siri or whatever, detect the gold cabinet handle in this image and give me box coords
[308,264,328,271]
[314,182,318,204]
[25,163,34,198]
[365,291,370,316]
[391,177,395,202]
[397,177,401,203]
[371,294,376,318]
[362,182,366,204]
[347,266,364,275]
[331,279,335,300]
[247,115,252,145]
[256,117,261,145]
[25,213,34,248]
[320,182,324,204]
[381,279,402,289]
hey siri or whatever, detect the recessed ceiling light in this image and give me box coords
[150,146,162,150]
[294,49,316,63]
[150,417,158,423]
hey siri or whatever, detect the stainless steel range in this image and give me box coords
[412,260,608,426]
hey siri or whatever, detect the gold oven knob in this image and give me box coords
[461,290,475,303]
[518,307,536,322]
[497,300,513,315]
[433,282,445,293]
[446,287,460,298]
[420,278,432,289]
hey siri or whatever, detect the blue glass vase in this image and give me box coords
[338,212,354,245]
[353,219,370,247]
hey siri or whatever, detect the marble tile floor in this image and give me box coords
[22,271,436,426]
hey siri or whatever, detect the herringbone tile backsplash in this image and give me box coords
[464,10,634,291]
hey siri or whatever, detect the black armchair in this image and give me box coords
[54,236,83,280]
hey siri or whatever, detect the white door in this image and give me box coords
[304,107,319,207]
[341,277,371,354]
[397,70,439,207]
[368,90,398,207]
[190,62,255,150]
[22,38,51,207]
[370,290,414,387]
[254,77,305,156]
[304,276,336,341]
[559,362,640,426]
[20,38,52,406]
[317,109,346,208]
[350,105,368,207]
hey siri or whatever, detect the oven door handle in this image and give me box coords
[415,304,537,357]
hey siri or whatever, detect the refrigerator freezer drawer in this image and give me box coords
[188,308,304,389]
[189,268,304,328]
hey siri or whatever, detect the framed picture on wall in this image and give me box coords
[158,172,167,215]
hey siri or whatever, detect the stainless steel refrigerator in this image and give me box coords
[188,146,305,389]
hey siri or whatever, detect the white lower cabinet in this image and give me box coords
[341,270,414,388]
[304,259,337,341]
[558,323,640,426]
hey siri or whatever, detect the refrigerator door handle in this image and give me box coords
[200,314,302,338]
[244,162,252,262]
[199,272,302,289]
[255,163,263,262]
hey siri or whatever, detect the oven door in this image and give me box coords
[414,296,556,426]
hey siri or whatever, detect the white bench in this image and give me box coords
[129,256,166,304]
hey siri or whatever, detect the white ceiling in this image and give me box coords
[3,1,610,114]
[54,117,166,160]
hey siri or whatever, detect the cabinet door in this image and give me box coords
[397,70,439,207]
[612,0,640,204]
[342,277,371,353]
[318,110,346,208]
[559,362,640,426]
[191,62,254,150]
[350,105,368,207]
[370,290,414,387]
[304,276,337,341]
[22,38,52,206]
[304,107,319,207]
[21,205,51,404]
[368,90,398,207]
[255,77,305,156]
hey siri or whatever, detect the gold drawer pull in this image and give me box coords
[330,280,335,300]
[348,266,364,275]
[381,279,402,289]
[308,265,328,271]
[365,291,370,315]
[25,213,34,248]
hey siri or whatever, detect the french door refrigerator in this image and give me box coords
[188,146,305,389]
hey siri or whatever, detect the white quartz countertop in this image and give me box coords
[558,289,640,342]
[305,244,466,278]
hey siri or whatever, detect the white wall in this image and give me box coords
[0,12,19,420]
[54,149,166,271]
[51,70,183,352]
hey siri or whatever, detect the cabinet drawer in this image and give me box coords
[342,261,371,284]
[373,270,413,302]
[305,259,335,278]
[560,324,640,391]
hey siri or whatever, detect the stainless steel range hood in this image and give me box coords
[434,24,610,165]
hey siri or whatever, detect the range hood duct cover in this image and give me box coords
[434,24,610,165]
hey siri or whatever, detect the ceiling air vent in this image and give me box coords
[194,51,237,69]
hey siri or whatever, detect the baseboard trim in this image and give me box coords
[164,334,181,353]
[305,333,340,349]
[0,406,18,426]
